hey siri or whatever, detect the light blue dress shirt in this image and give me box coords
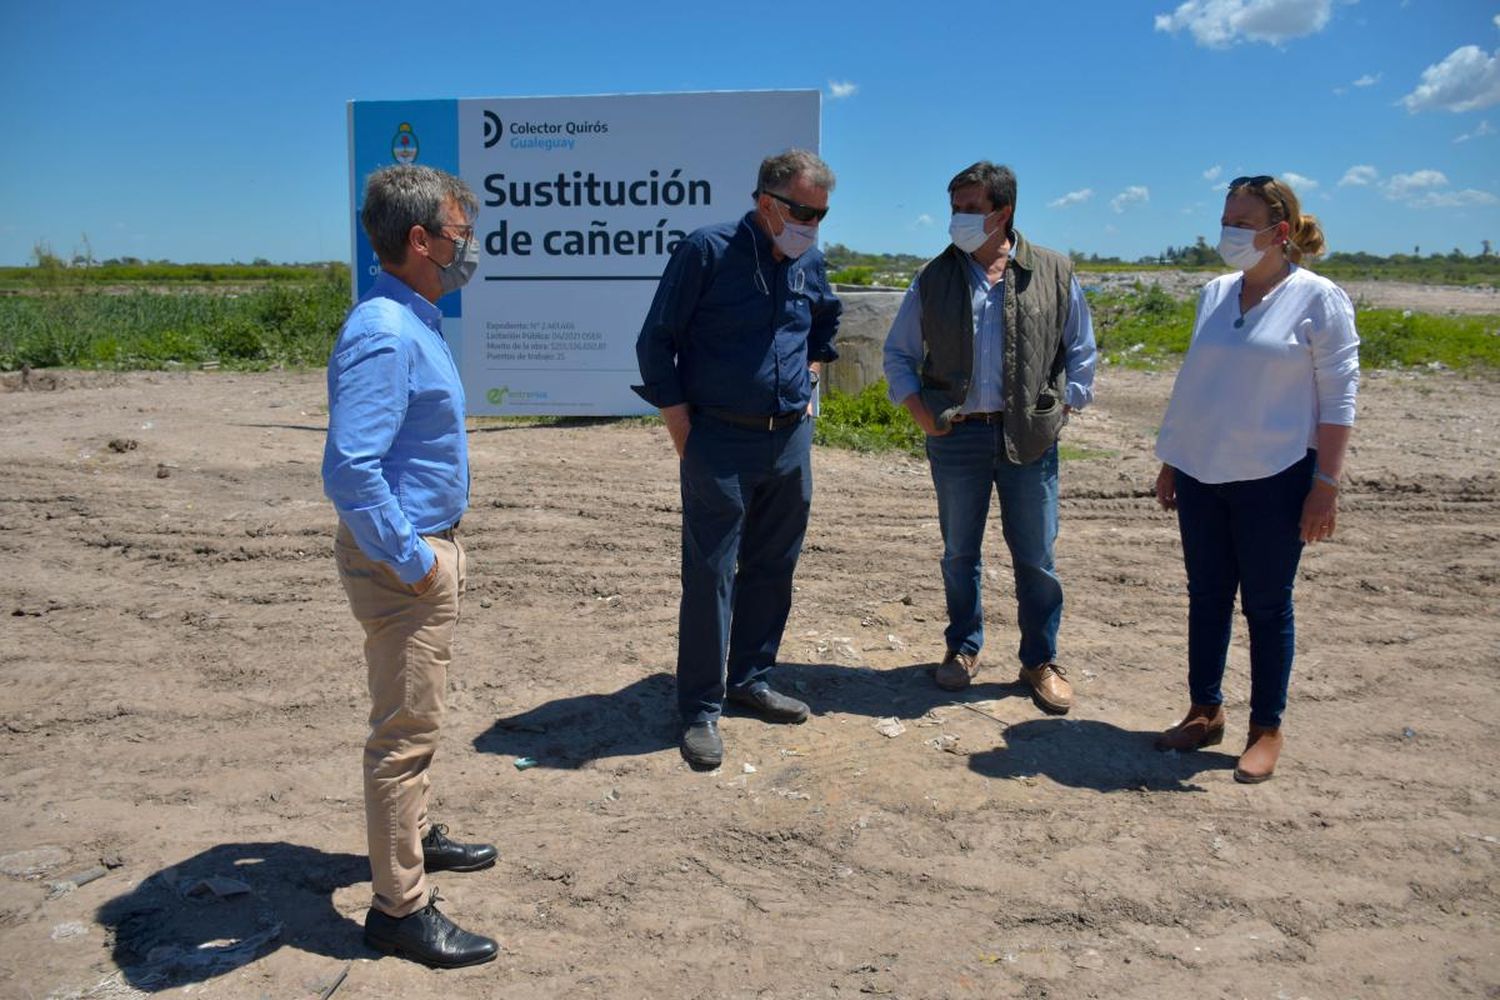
[883,254,1097,413]
[322,271,469,584]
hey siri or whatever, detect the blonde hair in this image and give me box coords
[1229,176,1326,263]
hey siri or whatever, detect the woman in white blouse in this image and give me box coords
[1152,175,1360,783]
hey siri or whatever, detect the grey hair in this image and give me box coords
[755,149,836,197]
[360,165,479,265]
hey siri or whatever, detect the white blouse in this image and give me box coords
[1155,266,1360,484]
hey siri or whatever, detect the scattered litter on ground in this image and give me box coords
[182,875,251,900]
[514,756,539,770]
[48,865,109,898]
[925,733,962,754]
[51,921,88,941]
[872,717,905,738]
[317,962,352,1000]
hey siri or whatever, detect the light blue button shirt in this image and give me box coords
[321,271,469,584]
[883,254,1097,413]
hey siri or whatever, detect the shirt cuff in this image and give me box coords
[1065,382,1092,409]
[809,344,840,364]
[885,370,922,406]
[392,540,436,585]
[632,382,685,409]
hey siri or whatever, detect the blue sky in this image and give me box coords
[4,0,1498,266]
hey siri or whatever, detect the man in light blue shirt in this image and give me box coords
[322,164,497,969]
[883,161,1096,713]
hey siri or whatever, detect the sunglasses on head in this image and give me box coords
[1227,175,1275,192]
[760,189,829,223]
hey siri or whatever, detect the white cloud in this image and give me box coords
[1399,45,1500,112]
[1047,188,1094,208]
[1455,119,1496,142]
[1407,188,1499,208]
[1282,171,1319,191]
[1384,169,1449,199]
[914,213,934,227]
[1338,164,1379,186]
[1154,0,1333,48]
[1377,169,1498,208]
[1110,185,1151,213]
[1353,72,1380,87]
[1202,165,1223,181]
[828,80,858,100]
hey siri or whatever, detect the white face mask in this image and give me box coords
[1217,224,1274,271]
[765,202,817,259]
[949,212,996,254]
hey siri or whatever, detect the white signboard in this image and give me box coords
[348,91,821,415]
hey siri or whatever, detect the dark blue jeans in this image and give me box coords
[925,424,1062,668]
[676,413,813,724]
[1174,451,1314,729]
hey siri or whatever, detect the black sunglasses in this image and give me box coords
[760,189,829,223]
[1227,175,1275,192]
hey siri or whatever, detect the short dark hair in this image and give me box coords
[361,165,478,265]
[947,161,1016,215]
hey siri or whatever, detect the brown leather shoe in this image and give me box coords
[934,650,981,691]
[1018,663,1072,714]
[1154,704,1226,751]
[1234,725,1283,783]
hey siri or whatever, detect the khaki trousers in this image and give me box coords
[334,521,466,917]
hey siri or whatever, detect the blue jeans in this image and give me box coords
[676,414,813,724]
[925,423,1062,668]
[1174,451,1314,729]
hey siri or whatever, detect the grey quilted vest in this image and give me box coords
[915,231,1074,464]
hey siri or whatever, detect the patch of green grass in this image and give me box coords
[1088,284,1198,367]
[812,380,1115,460]
[814,380,926,456]
[1355,309,1500,369]
[1058,444,1115,461]
[0,273,351,370]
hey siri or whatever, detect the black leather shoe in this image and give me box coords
[364,893,499,969]
[727,684,810,724]
[422,824,498,873]
[681,720,724,769]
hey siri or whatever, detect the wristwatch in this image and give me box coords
[808,368,820,387]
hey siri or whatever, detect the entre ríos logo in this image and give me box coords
[392,123,418,164]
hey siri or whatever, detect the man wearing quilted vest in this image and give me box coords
[882,161,1097,713]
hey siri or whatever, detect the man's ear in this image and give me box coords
[407,223,431,259]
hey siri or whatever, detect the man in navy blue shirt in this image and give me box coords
[323,165,497,969]
[635,149,842,769]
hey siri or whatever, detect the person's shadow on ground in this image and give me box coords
[968,717,1237,792]
[472,658,1043,769]
[96,842,367,992]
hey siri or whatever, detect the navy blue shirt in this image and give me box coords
[634,211,841,414]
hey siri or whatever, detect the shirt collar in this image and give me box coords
[740,210,777,258]
[369,269,443,330]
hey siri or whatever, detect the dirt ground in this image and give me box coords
[1081,272,1500,316]
[1,361,1497,1000]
